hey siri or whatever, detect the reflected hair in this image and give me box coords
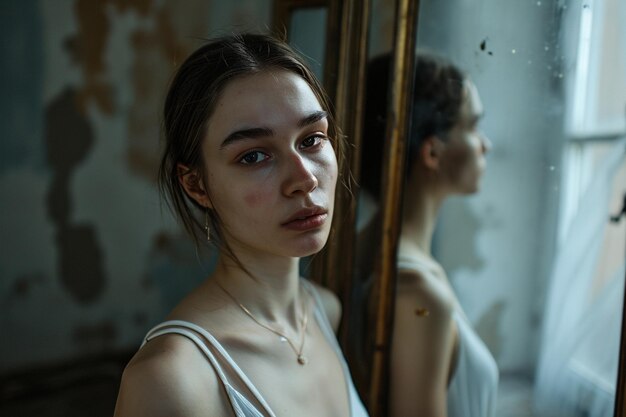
[158,33,344,263]
[361,52,466,197]
[407,53,466,175]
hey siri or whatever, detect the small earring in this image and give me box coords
[204,209,210,242]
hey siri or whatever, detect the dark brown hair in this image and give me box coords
[407,53,466,174]
[361,52,466,197]
[158,33,344,261]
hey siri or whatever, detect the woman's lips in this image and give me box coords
[282,213,328,231]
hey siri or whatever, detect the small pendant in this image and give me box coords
[297,355,308,365]
[279,336,287,342]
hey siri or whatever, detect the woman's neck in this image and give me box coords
[212,251,304,327]
[399,174,446,259]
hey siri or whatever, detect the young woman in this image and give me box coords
[388,54,498,416]
[114,33,368,417]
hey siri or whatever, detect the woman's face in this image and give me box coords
[438,80,491,194]
[202,70,338,259]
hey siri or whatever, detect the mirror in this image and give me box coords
[348,0,626,415]
[375,0,626,416]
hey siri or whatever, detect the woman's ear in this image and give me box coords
[177,163,212,208]
[420,135,444,170]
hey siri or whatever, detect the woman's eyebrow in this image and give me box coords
[299,110,328,128]
[220,127,273,149]
[220,111,328,149]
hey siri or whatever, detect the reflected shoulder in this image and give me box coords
[395,268,455,319]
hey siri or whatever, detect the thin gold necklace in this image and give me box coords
[216,280,310,365]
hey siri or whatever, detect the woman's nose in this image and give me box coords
[481,133,492,154]
[282,153,318,196]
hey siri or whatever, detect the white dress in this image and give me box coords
[446,309,498,417]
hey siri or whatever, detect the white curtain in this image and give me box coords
[534,138,626,417]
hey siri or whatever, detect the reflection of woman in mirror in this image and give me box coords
[390,54,498,417]
[114,33,368,417]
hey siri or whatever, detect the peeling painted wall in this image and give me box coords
[0,0,271,374]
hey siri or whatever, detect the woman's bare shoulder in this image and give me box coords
[307,280,342,332]
[395,266,455,320]
[114,335,225,417]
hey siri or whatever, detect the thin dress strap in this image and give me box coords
[143,320,276,417]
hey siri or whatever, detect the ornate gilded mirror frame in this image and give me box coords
[366,0,419,414]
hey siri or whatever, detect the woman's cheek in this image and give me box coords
[323,148,339,183]
[243,186,272,207]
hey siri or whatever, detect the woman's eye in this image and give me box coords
[300,135,325,149]
[239,151,270,165]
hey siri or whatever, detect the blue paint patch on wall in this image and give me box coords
[0,0,44,173]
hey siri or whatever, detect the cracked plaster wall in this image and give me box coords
[0,0,270,374]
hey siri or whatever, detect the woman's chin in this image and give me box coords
[460,173,485,194]
[287,235,329,258]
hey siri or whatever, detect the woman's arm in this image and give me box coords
[114,336,228,417]
[389,269,458,417]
